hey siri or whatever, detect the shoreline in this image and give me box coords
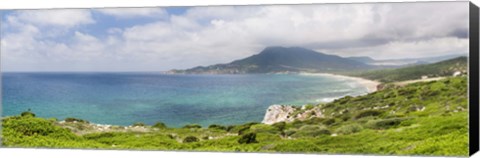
[298,72,380,93]
[7,72,382,130]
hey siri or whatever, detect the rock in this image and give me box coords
[262,105,297,125]
[262,104,323,125]
[453,71,462,77]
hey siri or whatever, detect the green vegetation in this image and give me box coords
[1,77,468,156]
[20,111,35,118]
[335,124,363,135]
[132,122,146,127]
[238,133,258,144]
[65,117,89,124]
[183,136,199,143]
[351,57,467,82]
[153,122,167,129]
[183,124,202,129]
[208,124,227,131]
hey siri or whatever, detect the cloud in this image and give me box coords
[1,2,470,72]
[323,37,469,59]
[97,8,167,19]
[7,9,94,27]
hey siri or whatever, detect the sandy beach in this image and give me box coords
[299,72,381,93]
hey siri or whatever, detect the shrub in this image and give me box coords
[341,115,351,121]
[337,96,353,104]
[354,110,383,119]
[304,104,315,110]
[335,124,363,135]
[366,118,404,129]
[183,136,199,143]
[292,125,331,138]
[238,126,251,135]
[132,122,145,127]
[284,129,297,136]
[183,124,202,129]
[152,122,167,129]
[272,122,286,131]
[3,116,78,140]
[229,122,259,135]
[238,132,258,144]
[250,124,280,134]
[65,117,89,123]
[226,125,235,132]
[322,118,336,126]
[21,111,35,117]
[208,124,226,130]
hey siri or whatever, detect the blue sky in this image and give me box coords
[0,2,469,72]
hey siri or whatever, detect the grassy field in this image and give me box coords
[1,76,468,156]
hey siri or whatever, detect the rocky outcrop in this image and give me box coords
[262,105,297,124]
[262,104,323,125]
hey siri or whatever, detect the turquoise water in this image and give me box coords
[2,73,368,127]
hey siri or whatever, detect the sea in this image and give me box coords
[2,73,369,127]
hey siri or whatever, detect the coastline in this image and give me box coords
[4,72,382,131]
[298,72,380,93]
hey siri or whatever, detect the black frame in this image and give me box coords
[469,2,479,156]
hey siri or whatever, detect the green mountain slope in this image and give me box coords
[351,57,467,82]
[170,46,374,74]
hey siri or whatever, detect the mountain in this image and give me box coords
[346,56,376,63]
[169,46,374,74]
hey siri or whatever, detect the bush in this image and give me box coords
[238,132,258,144]
[3,116,77,140]
[335,124,363,135]
[226,125,235,132]
[183,136,199,143]
[208,124,226,130]
[304,104,315,110]
[284,129,297,136]
[132,122,145,127]
[292,125,331,138]
[322,118,336,126]
[229,122,259,135]
[250,124,280,134]
[354,110,383,119]
[366,118,404,129]
[21,111,35,117]
[272,122,286,131]
[153,122,167,129]
[65,117,89,123]
[183,124,202,129]
[238,126,251,135]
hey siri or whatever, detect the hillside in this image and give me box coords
[351,57,467,83]
[170,46,374,74]
[351,54,466,66]
[1,76,468,156]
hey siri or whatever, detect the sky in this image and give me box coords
[0,2,469,72]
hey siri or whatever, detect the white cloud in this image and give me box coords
[1,2,470,72]
[326,37,469,60]
[98,8,167,19]
[9,9,94,27]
